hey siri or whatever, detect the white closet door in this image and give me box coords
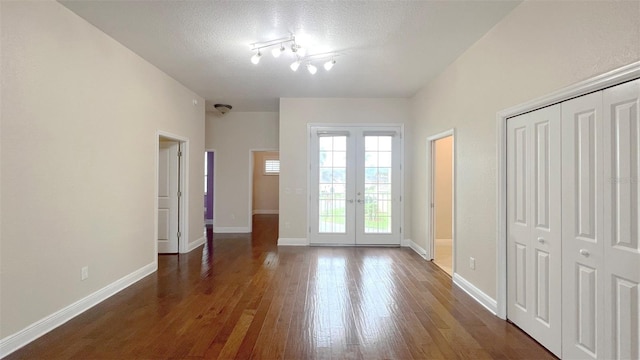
[603,79,640,360]
[562,91,605,359]
[507,104,562,357]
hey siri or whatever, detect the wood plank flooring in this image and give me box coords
[8,215,555,359]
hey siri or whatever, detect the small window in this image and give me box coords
[264,159,280,175]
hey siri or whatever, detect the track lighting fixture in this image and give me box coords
[324,59,336,71]
[251,50,262,65]
[250,33,340,74]
[306,63,317,75]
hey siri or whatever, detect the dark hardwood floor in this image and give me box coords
[8,215,555,359]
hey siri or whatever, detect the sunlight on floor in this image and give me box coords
[434,238,452,276]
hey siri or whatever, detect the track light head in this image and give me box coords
[290,60,301,72]
[324,59,336,71]
[307,63,317,75]
[272,44,285,58]
[251,50,262,64]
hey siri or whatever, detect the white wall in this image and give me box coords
[0,1,205,340]
[279,98,412,242]
[253,151,279,213]
[410,0,640,298]
[205,112,279,232]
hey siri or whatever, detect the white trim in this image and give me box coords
[252,209,279,215]
[156,130,190,254]
[187,236,205,252]
[425,129,456,264]
[0,262,156,358]
[408,240,428,260]
[453,273,498,315]
[401,238,411,247]
[213,226,250,233]
[277,237,309,246]
[495,61,640,320]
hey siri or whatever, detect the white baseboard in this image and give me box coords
[251,210,279,215]
[186,236,205,252]
[213,226,250,233]
[0,262,157,358]
[401,238,411,247]
[408,239,428,260]
[452,273,498,315]
[277,238,308,246]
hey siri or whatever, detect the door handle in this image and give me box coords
[348,199,354,203]
[357,199,363,203]
[537,237,545,244]
[579,249,590,257]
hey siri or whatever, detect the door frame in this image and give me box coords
[248,148,279,232]
[155,131,190,254]
[307,123,405,246]
[426,129,456,272]
[495,61,640,319]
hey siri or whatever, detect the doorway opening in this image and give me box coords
[204,151,215,225]
[251,151,280,216]
[156,132,188,255]
[428,131,455,276]
[249,149,280,239]
[204,150,215,246]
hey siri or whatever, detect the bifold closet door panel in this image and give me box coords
[507,113,531,329]
[562,91,605,360]
[507,104,562,357]
[603,79,640,360]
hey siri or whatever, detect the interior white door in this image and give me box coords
[507,104,562,357]
[158,141,180,253]
[562,91,605,359]
[309,126,401,246]
[602,79,640,360]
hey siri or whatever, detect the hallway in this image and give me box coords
[9,215,553,359]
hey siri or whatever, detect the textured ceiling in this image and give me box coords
[60,1,521,111]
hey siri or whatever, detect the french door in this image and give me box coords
[309,125,402,245]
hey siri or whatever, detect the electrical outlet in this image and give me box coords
[81,266,89,280]
[469,257,476,270]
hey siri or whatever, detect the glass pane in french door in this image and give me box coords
[318,136,347,233]
[363,136,393,233]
